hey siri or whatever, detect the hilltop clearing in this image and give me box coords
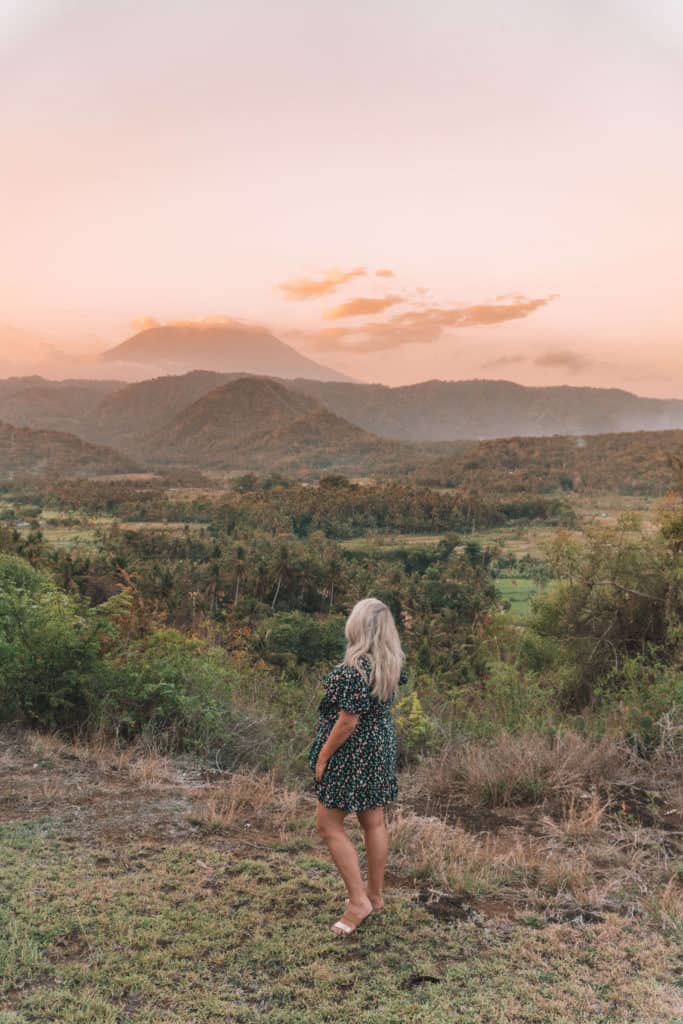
[1,729,681,1023]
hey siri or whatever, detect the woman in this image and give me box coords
[308,597,408,937]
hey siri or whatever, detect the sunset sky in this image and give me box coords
[1,1,682,395]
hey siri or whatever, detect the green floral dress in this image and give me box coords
[307,655,408,812]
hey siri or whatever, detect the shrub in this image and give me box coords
[97,628,272,759]
[395,691,439,764]
[0,554,98,729]
[253,612,345,666]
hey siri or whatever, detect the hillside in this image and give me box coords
[415,428,683,495]
[0,421,140,478]
[3,373,683,450]
[139,376,412,472]
[0,377,121,434]
[291,379,683,441]
[100,322,349,382]
[3,729,680,1023]
[148,377,318,454]
[88,370,230,444]
[233,408,406,473]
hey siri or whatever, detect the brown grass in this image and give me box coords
[406,728,660,811]
[190,767,308,833]
[25,729,174,788]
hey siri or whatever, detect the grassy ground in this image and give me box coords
[494,578,538,617]
[1,730,681,1024]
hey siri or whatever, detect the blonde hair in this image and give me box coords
[343,597,405,702]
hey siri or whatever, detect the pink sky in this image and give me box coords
[1,1,682,396]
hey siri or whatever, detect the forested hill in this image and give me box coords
[290,379,683,441]
[1,374,683,447]
[134,377,423,473]
[415,429,683,495]
[0,421,140,477]
[0,377,121,434]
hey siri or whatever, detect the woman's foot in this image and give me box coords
[331,895,373,936]
[366,890,385,911]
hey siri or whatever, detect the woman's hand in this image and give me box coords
[315,755,328,782]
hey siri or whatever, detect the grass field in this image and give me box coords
[1,731,681,1024]
[494,577,538,617]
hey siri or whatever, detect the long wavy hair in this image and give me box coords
[343,598,405,702]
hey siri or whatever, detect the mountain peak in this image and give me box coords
[100,322,349,382]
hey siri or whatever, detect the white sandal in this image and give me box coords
[330,907,371,936]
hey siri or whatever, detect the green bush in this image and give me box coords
[253,612,345,666]
[0,554,99,729]
[456,662,561,738]
[97,628,268,758]
[395,690,439,764]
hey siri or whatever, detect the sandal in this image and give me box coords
[330,907,372,937]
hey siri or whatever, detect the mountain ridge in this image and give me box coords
[0,420,140,478]
[100,323,350,382]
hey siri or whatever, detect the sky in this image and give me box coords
[1,0,682,395]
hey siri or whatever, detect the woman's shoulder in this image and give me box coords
[326,658,371,686]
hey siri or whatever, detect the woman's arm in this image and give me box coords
[315,710,360,780]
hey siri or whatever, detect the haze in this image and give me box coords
[1,1,682,396]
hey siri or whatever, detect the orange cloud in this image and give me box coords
[534,349,591,373]
[483,348,593,373]
[483,353,527,368]
[306,295,557,353]
[375,268,395,277]
[277,267,367,301]
[131,315,161,331]
[323,295,404,320]
[130,315,263,333]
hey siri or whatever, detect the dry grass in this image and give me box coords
[392,727,683,922]
[2,727,682,1022]
[406,728,663,811]
[190,767,308,833]
[14,727,683,933]
[25,729,174,788]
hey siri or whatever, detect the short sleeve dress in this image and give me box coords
[307,654,409,812]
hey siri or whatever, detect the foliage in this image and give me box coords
[416,430,683,497]
[395,690,439,763]
[253,612,345,667]
[0,555,99,729]
[525,516,682,710]
[95,628,234,744]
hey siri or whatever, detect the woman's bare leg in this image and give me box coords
[357,806,388,908]
[316,802,372,928]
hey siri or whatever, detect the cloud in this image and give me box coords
[131,316,161,331]
[534,350,592,373]
[483,353,527,368]
[323,295,404,320]
[169,315,242,328]
[481,347,593,374]
[277,267,367,301]
[304,295,557,353]
[130,315,267,334]
[375,268,395,278]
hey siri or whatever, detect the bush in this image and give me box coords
[97,628,262,757]
[253,612,345,666]
[0,554,99,729]
[395,690,439,764]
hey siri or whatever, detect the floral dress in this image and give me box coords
[307,655,408,812]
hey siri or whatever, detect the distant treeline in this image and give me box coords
[414,430,683,496]
[5,475,573,538]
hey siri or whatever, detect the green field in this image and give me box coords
[494,577,538,617]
